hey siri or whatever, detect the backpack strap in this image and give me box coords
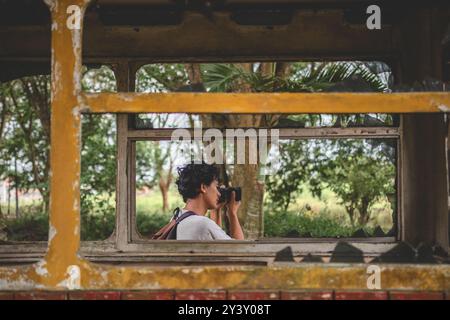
[166,211,197,240]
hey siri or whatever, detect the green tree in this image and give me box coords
[316,139,395,227]
[0,65,118,240]
[266,137,396,228]
[0,76,51,213]
[135,116,177,212]
[185,61,390,238]
[135,65,189,212]
[79,66,117,240]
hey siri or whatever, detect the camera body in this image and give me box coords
[218,186,242,203]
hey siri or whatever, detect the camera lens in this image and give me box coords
[218,186,242,203]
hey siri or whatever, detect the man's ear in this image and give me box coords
[199,183,207,194]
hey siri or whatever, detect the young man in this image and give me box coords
[175,163,244,240]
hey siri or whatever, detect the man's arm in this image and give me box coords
[227,191,244,240]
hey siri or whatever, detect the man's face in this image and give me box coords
[202,179,221,210]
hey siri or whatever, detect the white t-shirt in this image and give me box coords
[176,211,232,240]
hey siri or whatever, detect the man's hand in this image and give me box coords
[226,191,244,240]
[227,191,241,216]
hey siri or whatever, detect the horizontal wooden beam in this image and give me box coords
[0,10,393,63]
[83,92,450,114]
[126,127,399,139]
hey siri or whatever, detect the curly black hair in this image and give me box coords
[176,163,219,202]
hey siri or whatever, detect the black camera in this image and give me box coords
[218,186,242,203]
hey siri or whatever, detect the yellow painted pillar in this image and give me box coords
[44,0,91,287]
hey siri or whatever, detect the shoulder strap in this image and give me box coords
[176,211,197,222]
[151,208,181,240]
[171,207,182,220]
[166,211,197,240]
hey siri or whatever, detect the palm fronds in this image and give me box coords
[297,62,388,92]
[201,61,389,93]
[201,64,245,92]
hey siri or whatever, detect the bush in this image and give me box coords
[2,212,49,241]
[81,210,115,241]
[264,209,359,238]
[135,193,181,237]
[80,193,116,241]
[136,211,172,238]
[1,209,116,242]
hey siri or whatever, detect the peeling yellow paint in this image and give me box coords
[438,104,450,112]
[57,265,81,290]
[43,0,56,11]
[1,262,448,291]
[84,92,450,114]
[34,261,49,278]
[48,224,57,243]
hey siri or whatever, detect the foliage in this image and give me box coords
[80,203,115,241]
[0,76,51,211]
[79,66,117,240]
[266,139,396,228]
[264,209,359,238]
[136,211,172,237]
[202,61,390,93]
[265,140,312,212]
[292,61,389,92]
[0,61,396,240]
[3,211,48,241]
[135,118,174,190]
[135,65,190,211]
[80,112,116,230]
[136,64,189,93]
[315,139,395,226]
[200,61,394,235]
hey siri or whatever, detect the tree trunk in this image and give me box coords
[0,199,2,218]
[43,195,49,214]
[14,157,19,219]
[7,180,10,217]
[158,168,172,212]
[15,186,19,219]
[159,177,169,212]
[358,198,371,226]
[346,205,356,227]
[231,163,265,239]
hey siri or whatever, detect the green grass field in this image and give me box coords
[280,187,393,232]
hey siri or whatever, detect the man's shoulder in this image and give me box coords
[178,215,218,235]
[180,214,214,225]
[177,213,231,240]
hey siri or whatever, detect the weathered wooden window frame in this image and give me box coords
[110,114,401,260]
[0,115,402,265]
